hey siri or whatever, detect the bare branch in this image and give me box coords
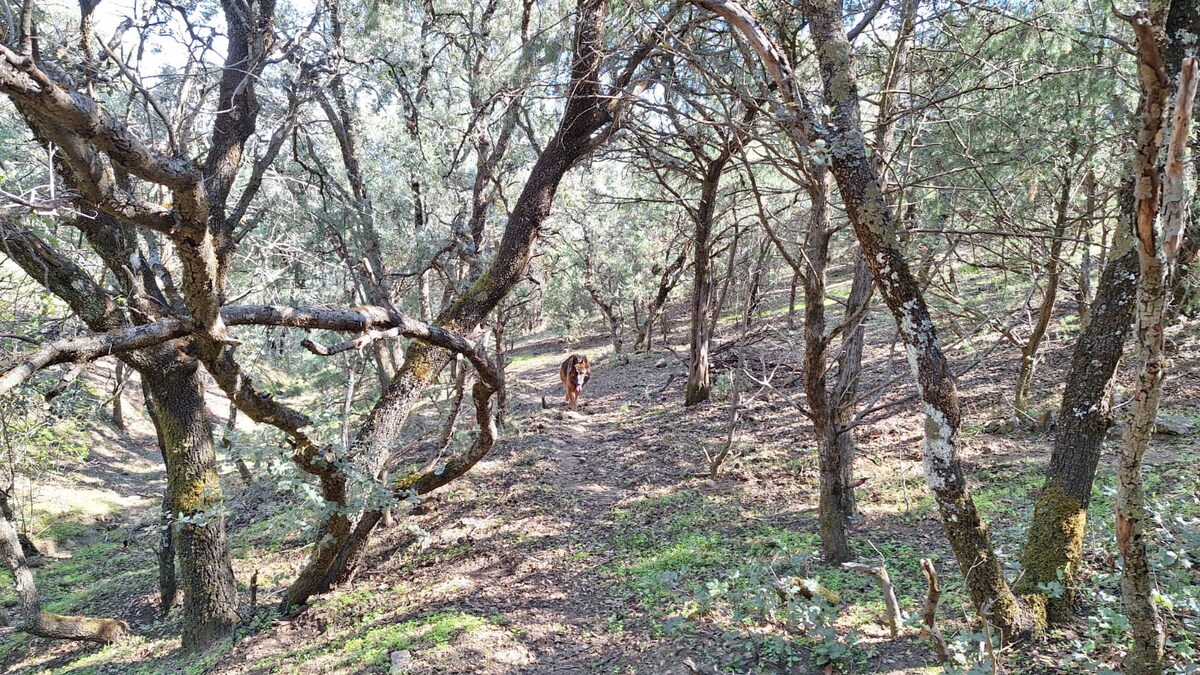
[0,304,500,396]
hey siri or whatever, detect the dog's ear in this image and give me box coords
[580,355,589,366]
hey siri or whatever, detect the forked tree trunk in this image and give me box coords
[801,0,1032,638]
[582,237,625,356]
[637,242,689,352]
[0,220,237,647]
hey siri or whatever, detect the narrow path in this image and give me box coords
[467,348,704,673]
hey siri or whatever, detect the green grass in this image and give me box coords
[251,610,494,673]
[0,526,156,618]
[337,611,488,668]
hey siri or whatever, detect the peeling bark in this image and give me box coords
[1113,13,1196,669]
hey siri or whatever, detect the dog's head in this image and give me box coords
[571,355,591,388]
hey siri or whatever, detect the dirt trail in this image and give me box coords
[444,349,681,672]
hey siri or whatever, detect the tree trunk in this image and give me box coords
[581,239,624,357]
[1113,30,1195,674]
[803,169,851,564]
[0,219,236,648]
[1014,173,1071,413]
[223,400,254,486]
[493,322,509,427]
[708,223,741,339]
[830,253,872,519]
[801,0,1031,637]
[787,271,799,329]
[141,380,179,615]
[686,152,737,406]
[111,360,128,431]
[1077,170,1097,323]
[1017,185,1138,621]
[143,362,240,649]
[685,179,716,406]
[0,505,126,643]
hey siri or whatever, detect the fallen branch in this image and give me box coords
[841,561,901,637]
[0,508,126,643]
[643,372,679,400]
[920,558,949,662]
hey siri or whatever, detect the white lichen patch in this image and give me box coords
[922,402,958,492]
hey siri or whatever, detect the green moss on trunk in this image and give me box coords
[1017,486,1087,624]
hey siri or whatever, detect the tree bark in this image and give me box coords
[1113,19,1195,671]
[1016,182,1136,621]
[143,362,240,648]
[798,168,851,563]
[685,173,718,406]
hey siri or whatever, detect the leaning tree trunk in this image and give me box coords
[0,506,126,643]
[280,0,623,607]
[802,0,1030,639]
[1014,173,1071,414]
[1016,183,1138,622]
[686,0,1033,637]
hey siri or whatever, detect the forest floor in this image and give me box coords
[2,292,1199,674]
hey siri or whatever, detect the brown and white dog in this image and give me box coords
[559,354,591,410]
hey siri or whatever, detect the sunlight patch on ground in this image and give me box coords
[28,480,148,524]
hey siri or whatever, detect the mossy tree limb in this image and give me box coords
[0,505,127,644]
